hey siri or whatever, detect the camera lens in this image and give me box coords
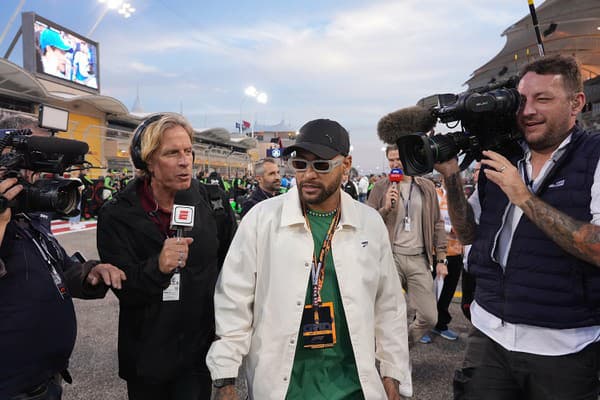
[396,134,435,176]
[25,178,81,216]
[429,134,461,164]
[54,184,79,214]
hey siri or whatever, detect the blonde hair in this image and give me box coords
[137,114,194,174]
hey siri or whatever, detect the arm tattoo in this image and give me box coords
[519,196,600,267]
[444,172,476,244]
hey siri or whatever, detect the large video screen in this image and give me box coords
[22,13,100,92]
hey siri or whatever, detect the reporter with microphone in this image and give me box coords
[97,114,236,400]
[367,145,447,348]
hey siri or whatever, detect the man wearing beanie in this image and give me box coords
[207,119,412,399]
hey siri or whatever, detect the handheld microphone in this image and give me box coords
[388,168,403,208]
[170,190,196,239]
[377,105,437,145]
[170,190,195,272]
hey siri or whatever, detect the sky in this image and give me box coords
[0,0,534,173]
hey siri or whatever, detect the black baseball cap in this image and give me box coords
[283,119,350,160]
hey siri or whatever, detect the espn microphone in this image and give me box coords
[170,190,195,272]
[170,190,196,240]
[389,168,403,208]
[377,105,437,145]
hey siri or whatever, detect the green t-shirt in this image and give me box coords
[285,210,364,400]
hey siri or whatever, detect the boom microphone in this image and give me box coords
[377,105,437,145]
[25,136,89,156]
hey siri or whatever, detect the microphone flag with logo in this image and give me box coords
[389,168,403,208]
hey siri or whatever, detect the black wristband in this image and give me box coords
[213,378,236,388]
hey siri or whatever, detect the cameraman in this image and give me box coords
[435,55,600,399]
[0,115,126,400]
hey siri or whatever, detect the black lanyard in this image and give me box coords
[16,220,67,298]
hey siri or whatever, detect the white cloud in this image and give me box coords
[97,0,526,170]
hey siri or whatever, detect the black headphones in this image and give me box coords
[130,114,164,170]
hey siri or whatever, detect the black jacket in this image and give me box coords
[240,187,277,219]
[97,178,235,383]
[469,127,600,328]
[342,181,358,200]
[0,212,107,396]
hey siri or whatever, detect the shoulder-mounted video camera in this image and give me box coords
[0,106,89,216]
[378,77,524,176]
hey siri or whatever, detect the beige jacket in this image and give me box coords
[367,177,447,265]
[207,187,411,399]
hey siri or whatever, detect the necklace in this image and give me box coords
[306,208,338,217]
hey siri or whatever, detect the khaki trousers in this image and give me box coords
[393,252,437,347]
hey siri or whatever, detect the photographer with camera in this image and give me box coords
[0,114,126,400]
[434,55,600,399]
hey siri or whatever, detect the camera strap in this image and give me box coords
[16,220,67,299]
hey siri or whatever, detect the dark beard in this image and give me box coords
[299,175,341,205]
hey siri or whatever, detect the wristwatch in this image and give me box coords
[437,259,448,265]
[213,378,236,388]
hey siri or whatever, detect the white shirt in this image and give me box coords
[206,187,411,399]
[469,133,600,355]
[358,176,369,194]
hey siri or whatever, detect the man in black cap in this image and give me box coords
[207,119,411,399]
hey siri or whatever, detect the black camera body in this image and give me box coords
[0,129,89,216]
[397,77,524,176]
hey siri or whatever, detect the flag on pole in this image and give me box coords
[242,120,251,129]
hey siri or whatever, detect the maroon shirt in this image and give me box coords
[137,178,174,239]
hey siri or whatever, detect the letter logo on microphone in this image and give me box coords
[171,205,194,229]
[389,168,403,183]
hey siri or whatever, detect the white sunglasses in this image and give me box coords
[288,157,343,173]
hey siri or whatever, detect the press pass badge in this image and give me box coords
[404,216,411,232]
[301,302,337,349]
[163,272,181,301]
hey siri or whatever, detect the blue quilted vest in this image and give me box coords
[469,126,600,329]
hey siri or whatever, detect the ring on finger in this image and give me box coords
[499,165,507,172]
[177,259,184,268]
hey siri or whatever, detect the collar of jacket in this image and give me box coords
[280,186,360,229]
[103,178,203,244]
[116,177,201,206]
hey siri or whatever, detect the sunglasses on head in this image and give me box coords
[288,157,343,173]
